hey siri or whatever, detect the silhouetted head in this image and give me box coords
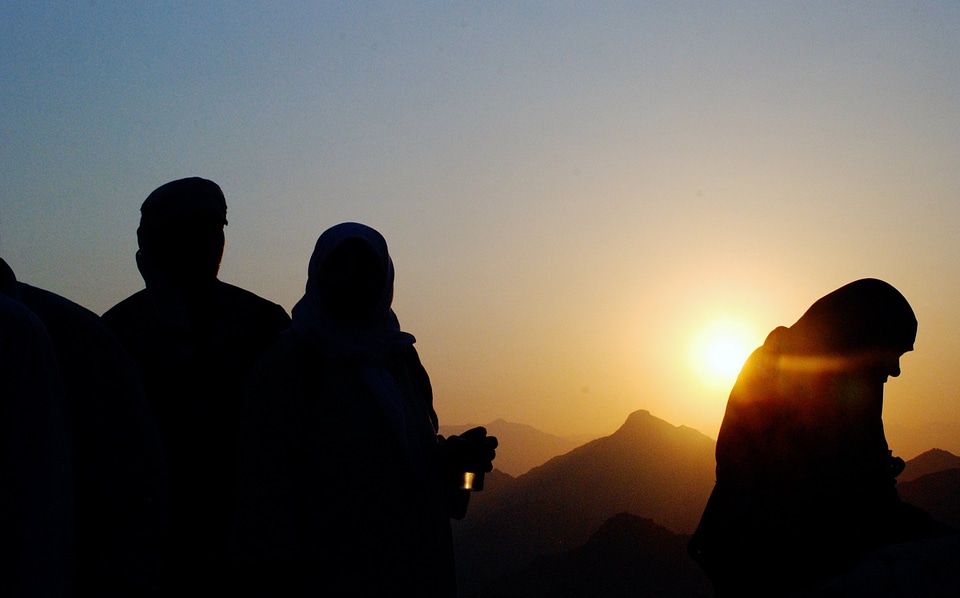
[306,223,393,328]
[291,222,415,357]
[136,177,227,291]
[781,278,917,381]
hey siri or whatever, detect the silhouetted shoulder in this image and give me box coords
[20,282,126,349]
[216,281,291,328]
[19,282,98,322]
[102,284,290,338]
[101,289,151,326]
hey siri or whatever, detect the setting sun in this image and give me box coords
[690,319,758,392]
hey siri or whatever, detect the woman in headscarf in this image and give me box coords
[689,279,944,596]
[233,223,495,597]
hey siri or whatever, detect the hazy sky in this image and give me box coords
[3,2,960,454]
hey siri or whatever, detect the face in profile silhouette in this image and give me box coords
[866,348,906,382]
[316,237,386,327]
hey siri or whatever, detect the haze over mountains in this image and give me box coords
[450,409,960,597]
[452,410,716,596]
[885,422,960,461]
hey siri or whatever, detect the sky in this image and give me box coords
[3,2,960,456]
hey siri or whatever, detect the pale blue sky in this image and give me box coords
[3,2,960,452]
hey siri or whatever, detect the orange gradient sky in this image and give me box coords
[3,3,960,456]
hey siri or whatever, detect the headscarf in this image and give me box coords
[291,223,425,475]
[775,278,916,358]
[699,279,922,595]
[717,278,915,478]
[291,222,415,361]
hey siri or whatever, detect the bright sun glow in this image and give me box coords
[690,319,758,392]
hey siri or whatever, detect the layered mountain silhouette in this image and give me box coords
[899,448,960,482]
[452,411,960,597]
[453,410,716,595]
[898,474,960,530]
[440,419,587,477]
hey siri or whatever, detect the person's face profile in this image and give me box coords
[858,348,909,383]
[318,238,385,326]
[877,349,907,381]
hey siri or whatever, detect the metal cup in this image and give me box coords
[460,471,485,491]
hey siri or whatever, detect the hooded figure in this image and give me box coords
[689,279,944,596]
[233,222,495,597]
[102,178,290,596]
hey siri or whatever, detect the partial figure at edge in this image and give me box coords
[689,278,952,597]
[0,293,74,597]
[2,257,167,597]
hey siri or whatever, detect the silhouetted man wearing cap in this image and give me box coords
[103,177,291,596]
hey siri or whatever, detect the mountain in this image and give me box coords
[885,421,960,461]
[439,419,588,477]
[895,449,960,529]
[453,410,716,595]
[899,448,960,483]
[897,468,960,529]
[475,513,714,598]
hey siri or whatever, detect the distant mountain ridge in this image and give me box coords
[490,410,716,534]
[886,422,960,461]
[899,448,960,482]
[439,418,586,477]
[451,411,960,597]
[453,409,716,595]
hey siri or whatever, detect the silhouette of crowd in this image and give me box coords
[2,176,957,597]
[2,178,495,597]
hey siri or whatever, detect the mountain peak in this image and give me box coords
[618,409,656,430]
[613,409,686,439]
[901,448,960,483]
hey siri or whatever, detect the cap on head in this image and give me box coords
[139,177,228,232]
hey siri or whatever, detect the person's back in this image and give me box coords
[2,257,167,596]
[0,294,74,597]
[102,177,290,595]
[21,283,167,596]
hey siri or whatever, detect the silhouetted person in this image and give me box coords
[233,222,496,597]
[102,178,291,596]
[689,279,947,597]
[0,293,74,597]
[1,258,167,596]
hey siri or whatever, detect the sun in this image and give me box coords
[690,319,758,391]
